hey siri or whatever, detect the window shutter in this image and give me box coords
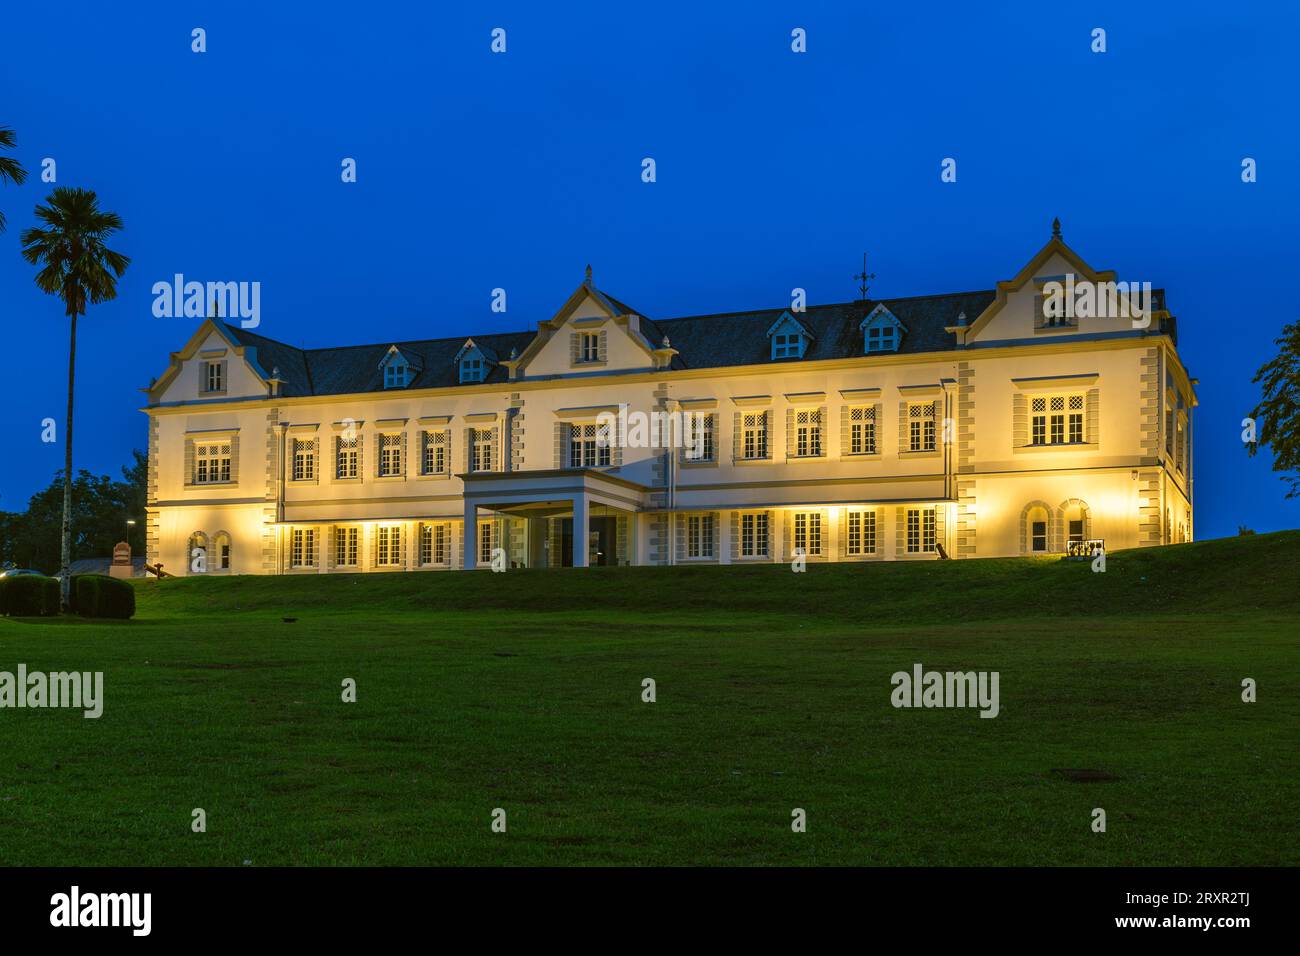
[732,412,741,461]
[1033,292,1046,329]
[371,526,378,568]
[548,518,561,568]
[1013,393,1027,448]
[785,407,795,460]
[555,422,567,469]
[493,427,502,473]
[452,521,462,570]
[399,525,407,569]
[840,406,850,458]
[228,434,240,484]
[934,505,946,553]
[782,512,792,560]
[711,512,720,560]
[310,436,319,484]
[325,527,334,571]
[764,510,774,560]
[816,406,827,457]
[1086,387,1099,445]
[570,332,579,365]
[895,506,906,556]
[372,433,380,477]
[463,428,472,474]
[597,330,608,363]
[839,508,847,559]
[184,438,196,486]
[400,431,408,477]
[898,402,909,454]
[675,515,685,563]
[730,511,740,561]
[763,409,773,458]
[610,415,623,467]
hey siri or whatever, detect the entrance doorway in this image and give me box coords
[559,516,617,566]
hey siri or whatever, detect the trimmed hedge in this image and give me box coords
[72,574,136,619]
[1,575,61,616]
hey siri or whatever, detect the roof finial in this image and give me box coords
[854,252,876,302]
[584,263,593,285]
[662,335,671,349]
[1052,217,1061,239]
[956,310,968,327]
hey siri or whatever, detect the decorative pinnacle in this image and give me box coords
[1052,217,1061,239]
[584,264,593,284]
[662,335,671,348]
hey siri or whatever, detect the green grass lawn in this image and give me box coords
[1,532,1297,866]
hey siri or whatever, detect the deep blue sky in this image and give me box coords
[2,1,1297,537]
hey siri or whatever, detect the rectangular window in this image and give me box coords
[422,430,448,476]
[908,402,936,452]
[202,361,224,393]
[195,442,232,484]
[378,433,403,477]
[686,514,714,559]
[384,364,407,389]
[470,427,497,472]
[336,436,358,479]
[1031,520,1047,552]
[1068,519,1084,548]
[479,522,494,564]
[741,412,768,460]
[292,438,315,481]
[420,523,450,566]
[569,423,611,468]
[290,528,316,568]
[849,406,877,455]
[1031,395,1085,445]
[772,333,802,359]
[906,508,937,554]
[460,357,484,383]
[579,332,600,363]
[334,526,358,567]
[685,414,715,462]
[793,512,822,556]
[739,512,769,558]
[375,525,403,567]
[794,408,822,457]
[846,509,877,556]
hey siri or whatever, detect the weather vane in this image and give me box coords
[854,252,876,302]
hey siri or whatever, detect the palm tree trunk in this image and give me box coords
[60,311,77,609]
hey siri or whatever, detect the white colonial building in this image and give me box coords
[143,224,1195,575]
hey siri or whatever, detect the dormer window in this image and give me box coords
[456,339,496,384]
[379,346,419,389]
[860,306,905,354]
[766,312,813,361]
[384,363,408,389]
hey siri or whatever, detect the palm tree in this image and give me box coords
[21,188,129,607]
[0,127,28,231]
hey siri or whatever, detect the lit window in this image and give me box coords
[469,427,497,472]
[906,508,936,554]
[336,436,358,479]
[291,528,316,568]
[793,408,823,457]
[195,442,232,484]
[684,413,715,462]
[378,433,404,477]
[569,423,611,468]
[1030,394,1085,446]
[740,412,768,460]
[292,438,316,481]
[908,402,936,452]
[846,510,876,555]
[334,526,358,567]
[420,523,450,566]
[686,514,714,559]
[479,522,495,564]
[422,430,449,476]
[375,525,403,567]
[864,322,899,353]
[739,512,769,558]
[793,512,822,556]
[848,405,877,455]
[213,532,232,570]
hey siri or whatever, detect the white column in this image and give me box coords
[463,500,477,570]
[571,494,589,568]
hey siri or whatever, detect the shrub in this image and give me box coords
[4,575,60,616]
[0,578,7,616]
[73,574,135,619]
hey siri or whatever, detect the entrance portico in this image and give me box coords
[460,469,651,569]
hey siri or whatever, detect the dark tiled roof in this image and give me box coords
[220,288,1002,397]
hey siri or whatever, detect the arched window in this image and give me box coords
[1058,499,1091,553]
[187,531,209,574]
[212,531,232,572]
[1019,501,1054,554]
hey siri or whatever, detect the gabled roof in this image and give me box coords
[766,311,816,339]
[859,304,906,331]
